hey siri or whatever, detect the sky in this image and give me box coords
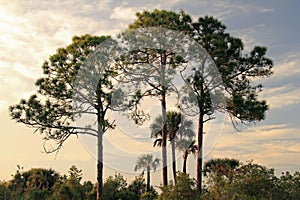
[1,0,300,185]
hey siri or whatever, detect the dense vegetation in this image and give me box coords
[1,159,299,200]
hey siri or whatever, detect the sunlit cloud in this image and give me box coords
[273,58,300,79]
[110,6,138,21]
[207,123,300,173]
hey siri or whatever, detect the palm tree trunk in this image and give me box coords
[196,112,204,193]
[161,53,168,186]
[171,136,176,183]
[147,166,150,192]
[183,151,188,174]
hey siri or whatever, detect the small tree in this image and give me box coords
[102,173,134,200]
[150,111,195,183]
[159,172,197,200]
[8,166,60,199]
[203,159,281,199]
[176,139,197,174]
[231,161,278,199]
[0,181,11,200]
[9,35,119,200]
[128,175,147,199]
[134,154,160,192]
[203,158,240,198]
[128,175,158,200]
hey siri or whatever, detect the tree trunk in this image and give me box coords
[147,166,150,192]
[183,151,188,174]
[97,116,104,200]
[161,53,168,186]
[161,89,168,186]
[196,112,204,193]
[171,135,176,183]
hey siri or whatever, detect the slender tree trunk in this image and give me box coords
[171,135,177,183]
[97,115,104,200]
[161,53,168,186]
[183,151,188,174]
[196,112,204,193]
[161,89,168,186]
[147,166,150,192]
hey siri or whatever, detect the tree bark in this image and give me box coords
[97,115,104,200]
[161,53,168,186]
[147,166,150,192]
[183,151,188,174]
[171,135,177,183]
[196,112,204,193]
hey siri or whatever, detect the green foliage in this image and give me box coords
[9,34,118,199]
[231,161,278,199]
[134,154,160,193]
[159,172,198,200]
[130,9,192,33]
[128,175,158,200]
[1,161,300,199]
[68,165,83,182]
[9,34,111,152]
[151,111,195,145]
[202,159,300,200]
[103,173,129,200]
[2,165,96,200]
[25,187,51,200]
[128,175,147,199]
[8,166,60,200]
[150,111,195,182]
[0,181,11,200]
[277,171,300,199]
[82,181,96,200]
[140,192,157,200]
[135,154,160,173]
[176,139,197,174]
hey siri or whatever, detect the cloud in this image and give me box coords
[273,57,300,80]
[0,0,127,112]
[257,57,300,109]
[206,123,300,172]
[258,8,275,13]
[230,24,273,52]
[263,86,300,109]
[110,6,138,21]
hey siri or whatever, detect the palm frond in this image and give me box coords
[153,138,162,147]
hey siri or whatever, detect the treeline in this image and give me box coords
[0,165,156,200]
[1,158,300,200]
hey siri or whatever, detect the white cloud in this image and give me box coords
[259,8,274,13]
[273,58,300,79]
[110,6,137,21]
[231,24,272,52]
[265,86,300,109]
[207,123,300,169]
[253,56,300,109]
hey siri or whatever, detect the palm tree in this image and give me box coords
[203,158,240,181]
[176,139,198,174]
[203,158,240,199]
[134,154,160,192]
[150,111,194,183]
